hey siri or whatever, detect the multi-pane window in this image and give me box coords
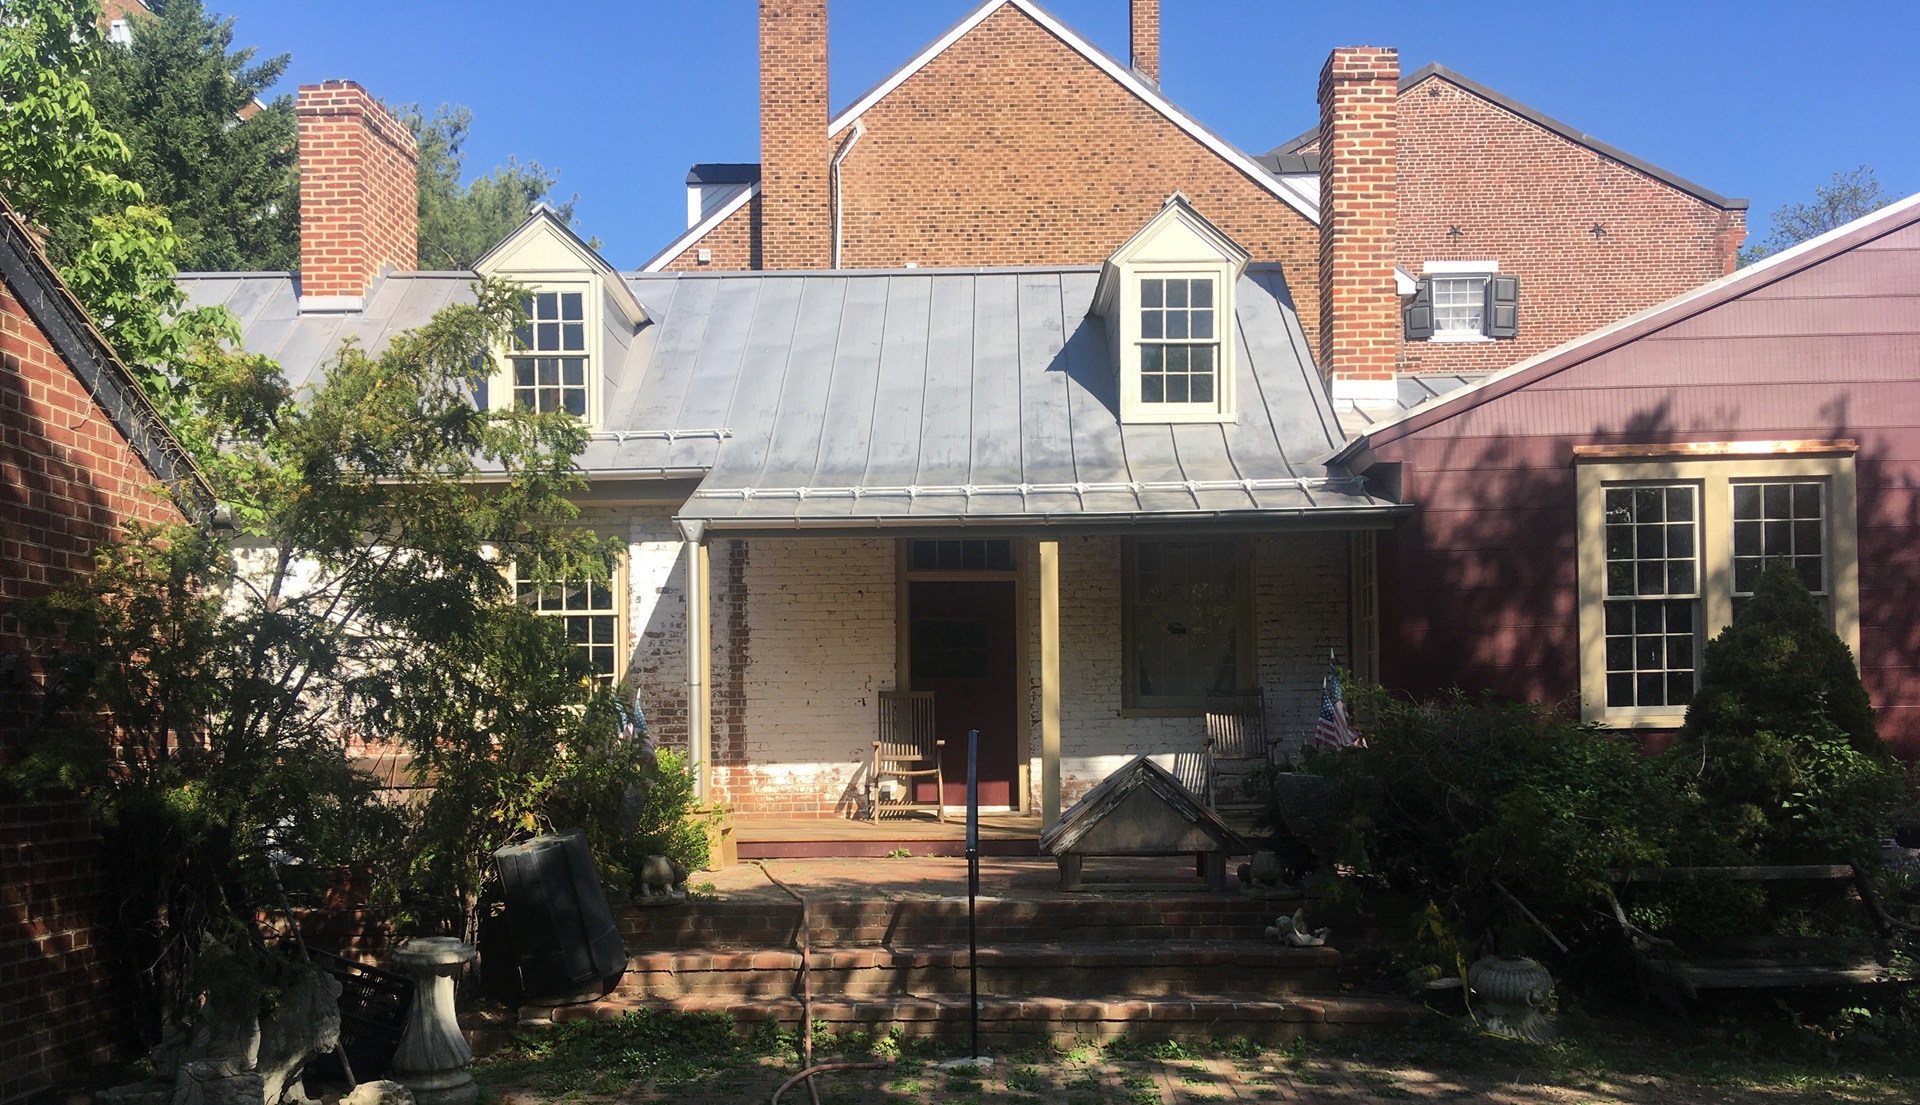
[512,291,588,417]
[909,539,1014,572]
[1602,485,1699,709]
[910,619,991,680]
[1138,277,1218,405]
[1733,482,1826,610]
[1126,538,1244,707]
[1432,276,1487,334]
[517,564,620,685]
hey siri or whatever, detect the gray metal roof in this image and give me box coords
[184,263,1391,530]
[1333,373,1486,437]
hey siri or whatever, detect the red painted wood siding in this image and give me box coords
[1368,216,1920,756]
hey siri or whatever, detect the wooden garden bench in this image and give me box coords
[1603,864,1916,1006]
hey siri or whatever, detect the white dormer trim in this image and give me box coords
[641,182,760,273]
[1094,196,1250,425]
[475,206,647,429]
[828,0,1316,222]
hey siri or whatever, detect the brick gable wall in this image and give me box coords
[1394,77,1745,375]
[659,4,1324,360]
[2,274,182,1103]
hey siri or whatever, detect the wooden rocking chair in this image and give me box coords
[1202,690,1272,815]
[870,691,944,822]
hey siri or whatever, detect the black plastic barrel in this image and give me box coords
[491,830,626,1005]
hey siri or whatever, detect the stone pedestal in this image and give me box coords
[390,938,478,1105]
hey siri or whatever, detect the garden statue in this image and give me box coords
[96,939,343,1105]
[390,937,480,1105]
[635,854,689,904]
[1466,954,1557,1044]
[1266,908,1330,947]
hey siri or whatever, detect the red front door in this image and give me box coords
[908,580,1019,808]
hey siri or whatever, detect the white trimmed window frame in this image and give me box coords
[490,280,604,428]
[1422,261,1499,344]
[1575,445,1859,728]
[510,549,630,688]
[1119,261,1238,424]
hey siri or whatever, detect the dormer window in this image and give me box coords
[473,205,652,431]
[511,289,588,416]
[1093,196,1249,424]
[1139,276,1219,405]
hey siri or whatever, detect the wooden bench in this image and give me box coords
[1604,864,1916,1006]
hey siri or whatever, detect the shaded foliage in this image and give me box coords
[400,103,592,270]
[1742,165,1895,264]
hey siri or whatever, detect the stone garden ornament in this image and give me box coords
[390,937,480,1105]
[1466,954,1558,1044]
[1267,908,1330,947]
[634,854,689,904]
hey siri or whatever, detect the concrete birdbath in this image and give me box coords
[390,937,478,1105]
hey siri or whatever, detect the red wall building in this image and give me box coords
[0,199,211,1104]
[1348,195,1920,757]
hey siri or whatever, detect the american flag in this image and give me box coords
[1313,655,1362,751]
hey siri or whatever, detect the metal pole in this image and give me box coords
[966,727,979,1060]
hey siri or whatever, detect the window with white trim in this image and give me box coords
[515,555,625,686]
[1138,276,1219,406]
[1432,276,1487,335]
[510,290,589,417]
[1576,448,1859,727]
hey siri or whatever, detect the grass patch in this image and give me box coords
[476,1009,759,1091]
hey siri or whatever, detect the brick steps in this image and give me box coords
[547,992,1425,1042]
[618,940,1339,999]
[620,896,1280,949]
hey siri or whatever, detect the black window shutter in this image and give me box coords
[1403,278,1434,340]
[1485,275,1520,338]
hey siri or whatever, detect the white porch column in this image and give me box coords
[677,520,712,802]
[1039,538,1061,827]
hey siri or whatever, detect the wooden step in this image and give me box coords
[621,896,1286,949]
[616,940,1339,999]
[543,991,1426,1043]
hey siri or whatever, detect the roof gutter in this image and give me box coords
[678,502,1415,539]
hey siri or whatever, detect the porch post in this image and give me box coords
[1039,538,1061,826]
[678,520,711,802]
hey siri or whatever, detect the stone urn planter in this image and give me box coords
[1466,954,1557,1044]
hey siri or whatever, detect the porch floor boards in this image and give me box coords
[731,811,1044,858]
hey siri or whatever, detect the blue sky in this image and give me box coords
[213,0,1919,270]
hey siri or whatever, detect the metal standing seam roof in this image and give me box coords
[182,262,1395,529]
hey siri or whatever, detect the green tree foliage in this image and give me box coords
[82,0,299,272]
[402,103,590,269]
[1741,165,1895,264]
[1672,562,1905,863]
[0,0,239,420]
[8,279,647,1031]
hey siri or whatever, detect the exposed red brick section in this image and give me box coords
[1318,47,1400,390]
[660,194,762,272]
[1392,74,1746,375]
[669,4,1323,359]
[1129,0,1159,82]
[759,0,831,270]
[296,80,419,300]
[1,226,185,1105]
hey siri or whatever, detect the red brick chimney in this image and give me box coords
[760,0,830,270]
[296,80,418,307]
[1317,48,1399,400]
[1130,0,1160,83]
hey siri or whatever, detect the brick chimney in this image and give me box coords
[296,80,418,308]
[760,0,830,270]
[1130,0,1159,83]
[1317,48,1399,401]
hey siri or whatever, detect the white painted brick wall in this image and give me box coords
[740,537,895,778]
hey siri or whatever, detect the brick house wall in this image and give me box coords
[2,219,194,1104]
[653,2,1325,361]
[1392,74,1745,376]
